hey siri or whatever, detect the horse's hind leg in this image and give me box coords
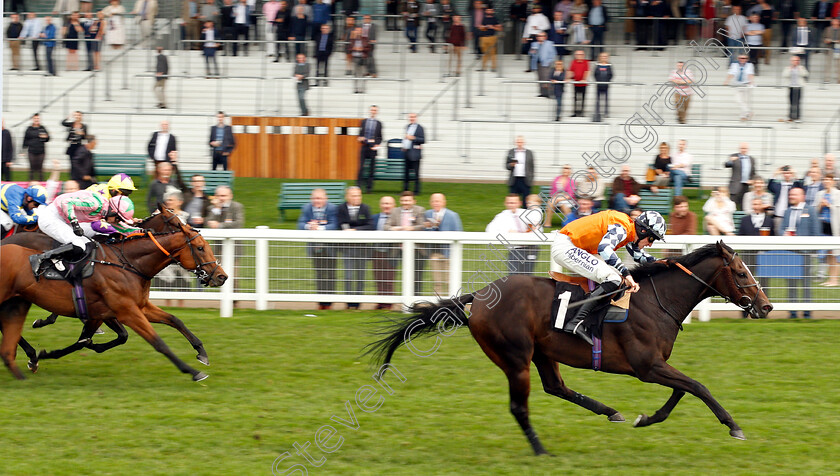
[0,299,31,380]
[85,319,128,353]
[37,319,101,360]
[637,361,744,440]
[143,304,209,365]
[532,353,625,422]
[18,336,39,372]
[633,389,685,428]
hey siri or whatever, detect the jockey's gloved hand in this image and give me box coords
[71,220,84,236]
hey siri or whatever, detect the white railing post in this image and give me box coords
[220,238,235,317]
[255,226,269,311]
[448,240,463,299]
[402,240,415,310]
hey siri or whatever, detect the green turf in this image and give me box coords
[2,310,838,475]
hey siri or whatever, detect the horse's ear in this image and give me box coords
[715,240,729,257]
[157,202,167,213]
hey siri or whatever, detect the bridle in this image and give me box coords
[146,213,221,286]
[672,251,762,317]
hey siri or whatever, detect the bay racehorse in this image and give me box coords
[369,241,773,454]
[0,207,227,381]
[2,209,213,371]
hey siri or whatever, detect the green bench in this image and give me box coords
[94,154,147,185]
[373,157,405,182]
[645,163,702,195]
[732,210,746,231]
[277,182,346,222]
[638,189,674,216]
[180,170,234,195]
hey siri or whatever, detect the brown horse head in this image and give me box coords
[155,205,228,287]
[711,240,773,319]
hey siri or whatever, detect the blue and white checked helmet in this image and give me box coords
[635,211,666,242]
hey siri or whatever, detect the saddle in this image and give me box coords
[30,244,98,281]
[549,271,630,310]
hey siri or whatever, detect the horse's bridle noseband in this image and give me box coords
[147,214,221,286]
[673,252,762,316]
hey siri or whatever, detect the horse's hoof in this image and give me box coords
[196,354,210,366]
[77,338,91,345]
[730,429,746,440]
[193,372,209,382]
[27,360,39,373]
[608,412,625,422]
[32,319,45,329]
[633,414,648,427]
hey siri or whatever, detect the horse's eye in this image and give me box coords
[197,246,204,252]
[738,272,747,278]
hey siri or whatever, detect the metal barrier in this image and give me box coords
[147,230,840,319]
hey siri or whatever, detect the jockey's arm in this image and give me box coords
[626,242,656,264]
[596,224,630,278]
[9,203,37,224]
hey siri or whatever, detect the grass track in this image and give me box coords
[2,309,839,475]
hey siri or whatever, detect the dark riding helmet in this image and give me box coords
[634,211,667,243]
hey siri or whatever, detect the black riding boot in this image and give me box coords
[563,281,619,345]
[29,243,83,275]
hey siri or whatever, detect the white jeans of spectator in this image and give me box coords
[0,209,13,232]
[734,85,752,119]
[37,204,91,250]
[550,233,623,286]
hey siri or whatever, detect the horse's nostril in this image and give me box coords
[763,305,773,312]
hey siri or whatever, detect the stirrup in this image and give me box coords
[571,320,593,346]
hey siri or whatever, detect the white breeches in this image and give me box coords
[550,233,623,285]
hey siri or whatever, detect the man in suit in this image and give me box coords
[737,197,773,316]
[1,121,13,182]
[424,193,463,295]
[724,142,757,209]
[147,120,177,167]
[768,165,803,232]
[70,135,97,189]
[205,185,243,228]
[505,135,535,204]
[297,188,339,310]
[361,14,378,77]
[357,105,382,193]
[402,113,425,194]
[209,111,235,171]
[336,186,372,310]
[385,191,427,293]
[313,24,334,86]
[587,0,608,60]
[220,0,236,56]
[294,53,310,116]
[811,0,832,40]
[154,46,168,108]
[790,17,813,69]
[371,195,398,309]
[781,186,820,318]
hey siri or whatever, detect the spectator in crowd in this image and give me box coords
[183,174,211,227]
[440,0,455,44]
[724,5,747,61]
[571,0,589,20]
[567,13,591,49]
[579,166,606,210]
[313,24,334,86]
[231,0,250,56]
[522,4,550,67]
[359,16,377,79]
[22,114,50,181]
[611,165,642,212]
[311,0,330,39]
[670,195,697,235]
[201,20,220,77]
[337,186,372,310]
[62,111,88,165]
[816,174,840,286]
[650,0,668,49]
[782,55,808,123]
[742,176,773,213]
[592,52,612,122]
[7,13,23,71]
[769,165,802,232]
[510,0,529,49]
[505,136,534,204]
[206,185,244,229]
[342,15,356,75]
[825,19,840,83]
[357,105,382,193]
[148,120,177,167]
[385,191,427,292]
[551,59,568,121]
[425,192,463,295]
[348,26,370,94]
[825,153,838,177]
[778,0,798,49]
[103,0,127,50]
[131,0,158,47]
[669,139,692,196]
[63,179,81,193]
[209,111,235,170]
[531,32,556,98]
[163,189,189,223]
[402,113,425,194]
[738,197,773,236]
[633,0,652,49]
[42,16,57,76]
[551,164,576,210]
[153,46,168,108]
[70,135,96,189]
[184,0,201,50]
[447,14,466,76]
[85,11,104,71]
[749,0,774,65]
[219,0,235,55]
[561,196,594,226]
[723,54,755,121]
[782,186,819,318]
[556,0,574,27]
[404,0,420,53]
[478,7,502,72]
[470,0,485,58]
[652,141,672,190]
[289,5,308,56]
[803,166,823,208]
[569,50,590,117]
[486,194,532,274]
[147,162,184,211]
[703,186,737,235]
[386,0,400,31]
[811,0,832,40]
[743,14,764,74]
[21,12,43,71]
[1,121,12,182]
[263,0,281,49]
[371,196,398,309]
[272,0,291,62]
[61,11,82,71]
[421,0,439,52]
[670,61,694,124]
[725,142,757,208]
[549,11,568,59]
[791,17,813,69]
[588,0,608,60]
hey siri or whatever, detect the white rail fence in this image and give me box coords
[152,230,840,319]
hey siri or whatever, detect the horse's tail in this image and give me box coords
[366,293,476,367]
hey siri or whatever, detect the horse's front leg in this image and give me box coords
[143,304,209,366]
[37,319,101,360]
[636,361,745,440]
[32,312,59,329]
[18,336,39,373]
[633,389,685,428]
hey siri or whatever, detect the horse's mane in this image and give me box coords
[630,242,733,279]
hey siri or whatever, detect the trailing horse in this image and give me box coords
[369,241,773,455]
